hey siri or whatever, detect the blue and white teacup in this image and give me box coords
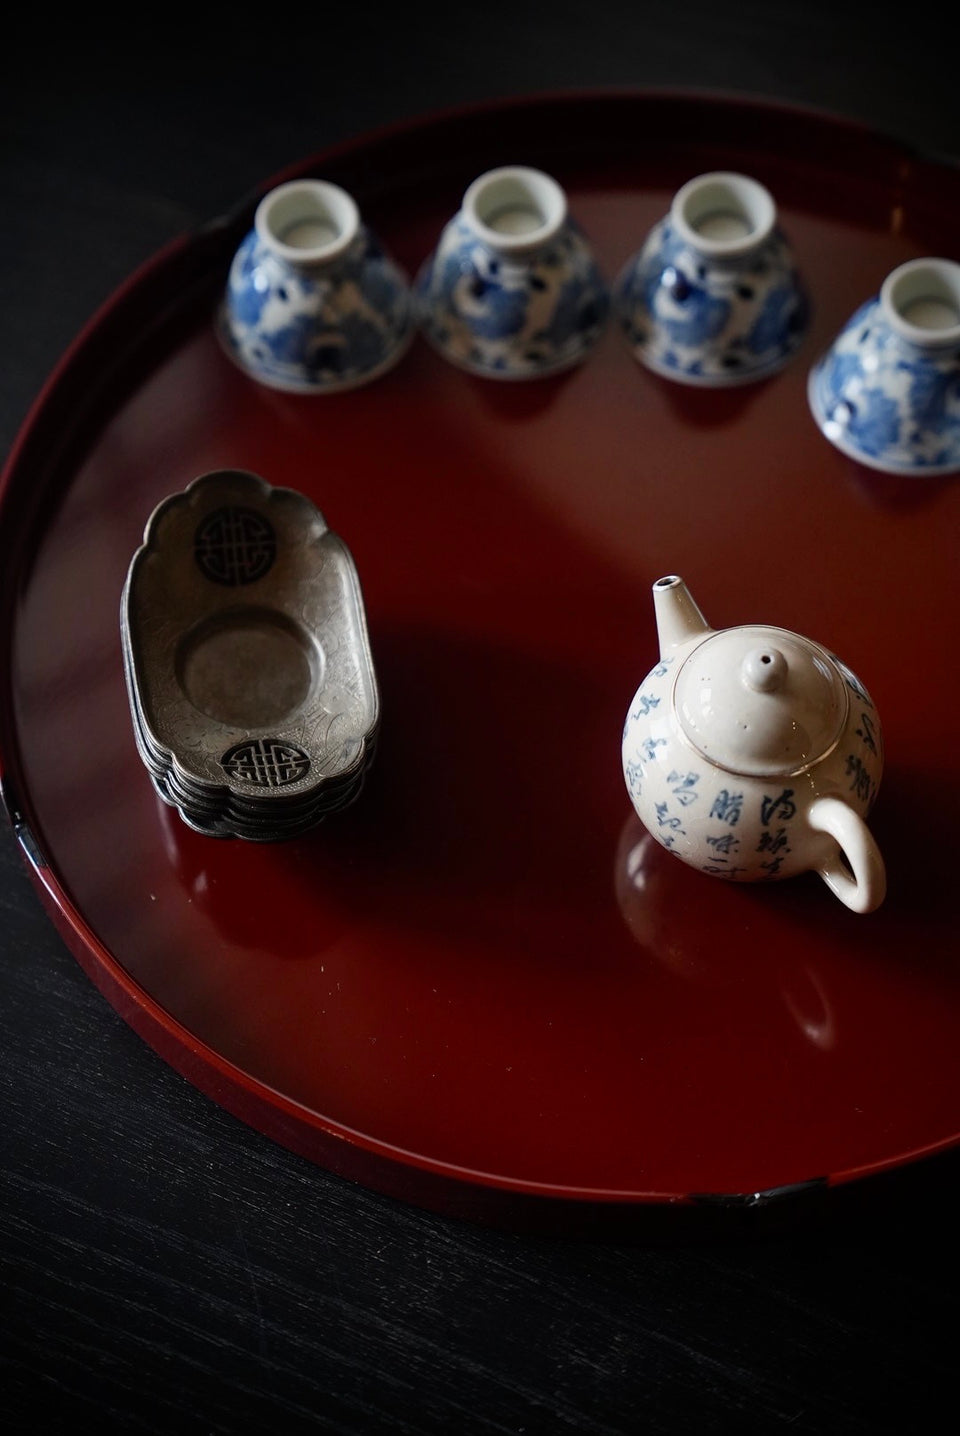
[615,171,810,387]
[415,166,609,380]
[808,256,960,475]
[218,179,413,394]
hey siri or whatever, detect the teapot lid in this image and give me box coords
[673,625,848,776]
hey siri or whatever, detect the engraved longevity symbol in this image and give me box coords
[195,506,277,585]
[221,739,311,787]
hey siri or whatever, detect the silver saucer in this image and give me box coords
[121,469,379,840]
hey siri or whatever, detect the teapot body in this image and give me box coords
[621,578,885,912]
[622,641,881,883]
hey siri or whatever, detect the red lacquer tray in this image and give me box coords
[3,92,959,1228]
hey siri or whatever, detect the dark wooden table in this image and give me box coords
[3,8,958,1431]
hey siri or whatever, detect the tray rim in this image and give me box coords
[3,86,960,1228]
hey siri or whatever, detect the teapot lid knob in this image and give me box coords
[742,646,788,693]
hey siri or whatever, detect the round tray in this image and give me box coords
[2,92,959,1228]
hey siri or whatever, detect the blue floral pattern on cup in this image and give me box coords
[808,296,960,475]
[415,194,609,380]
[615,217,809,386]
[219,224,412,395]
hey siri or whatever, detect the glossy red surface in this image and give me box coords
[2,94,959,1221]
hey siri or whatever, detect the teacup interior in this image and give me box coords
[464,167,567,247]
[256,180,359,262]
[672,173,775,255]
[884,258,960,338]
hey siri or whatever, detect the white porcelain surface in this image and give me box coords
[614,171,810,386]
[621,576,886,913]
[414,166,609,380]
[808,256,960,475]
[218,179,413,394]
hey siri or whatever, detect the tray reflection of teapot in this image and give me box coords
[621,576,886,914]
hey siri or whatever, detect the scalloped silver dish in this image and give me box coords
[121,469,379,840]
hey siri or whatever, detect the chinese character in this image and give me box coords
[836,660,871,705]
[757,827,790,856]
[631,693,660,717]
[655,801,684,831]
[845,754,876,804]
[706,832,740,855]
[667,770,700,806]
[856,711,878,754]
[760,788,796,825]
[709,789,743,826]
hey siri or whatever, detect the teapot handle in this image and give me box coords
[807,796,886,914]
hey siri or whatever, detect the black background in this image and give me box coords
[2,7,959,1432]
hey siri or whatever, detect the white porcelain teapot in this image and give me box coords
[621,576,886,913]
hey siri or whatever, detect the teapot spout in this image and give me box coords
[652,575,711,657]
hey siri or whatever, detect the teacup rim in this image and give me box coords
[879,256,960,350]
[254,178,361,267]
[669,170,777,259]
[460,165,568,255]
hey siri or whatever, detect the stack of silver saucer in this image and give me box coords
[121,469,379,841]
